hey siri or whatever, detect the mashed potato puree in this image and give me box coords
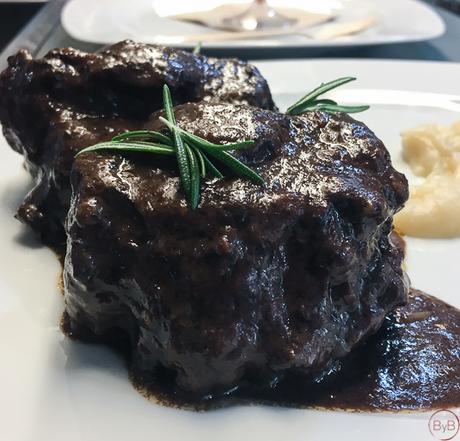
[395,120,460,238]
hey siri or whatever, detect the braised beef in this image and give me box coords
[63,102,409,403]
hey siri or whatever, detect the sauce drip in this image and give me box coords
[244,289,460,411]
[63,289,460,411]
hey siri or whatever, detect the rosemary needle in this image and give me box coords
[286,77,369,115]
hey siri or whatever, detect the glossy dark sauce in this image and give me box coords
[242,289,460,412]
[62,289,460,411]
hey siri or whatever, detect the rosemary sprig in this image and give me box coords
[286,77,369,115]
[76,84,264,209]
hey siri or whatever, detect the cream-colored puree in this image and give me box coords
[394,120,460,238]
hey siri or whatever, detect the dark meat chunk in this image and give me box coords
[0,40,275,247]
[63,102,409,403]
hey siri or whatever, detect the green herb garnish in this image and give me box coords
[76,84,264,209]
[192,41,202,54]
[286,77,369,115]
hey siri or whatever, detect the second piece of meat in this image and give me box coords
[0,40,275,249]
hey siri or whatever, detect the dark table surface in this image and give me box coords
[0,1,459,63]
[0,3,44,52]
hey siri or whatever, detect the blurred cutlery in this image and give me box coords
[179,17,377,43]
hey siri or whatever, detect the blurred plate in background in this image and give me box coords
[61,0,445,49]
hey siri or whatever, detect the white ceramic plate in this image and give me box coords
[61,0,445,50]
[1,59,460,441]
